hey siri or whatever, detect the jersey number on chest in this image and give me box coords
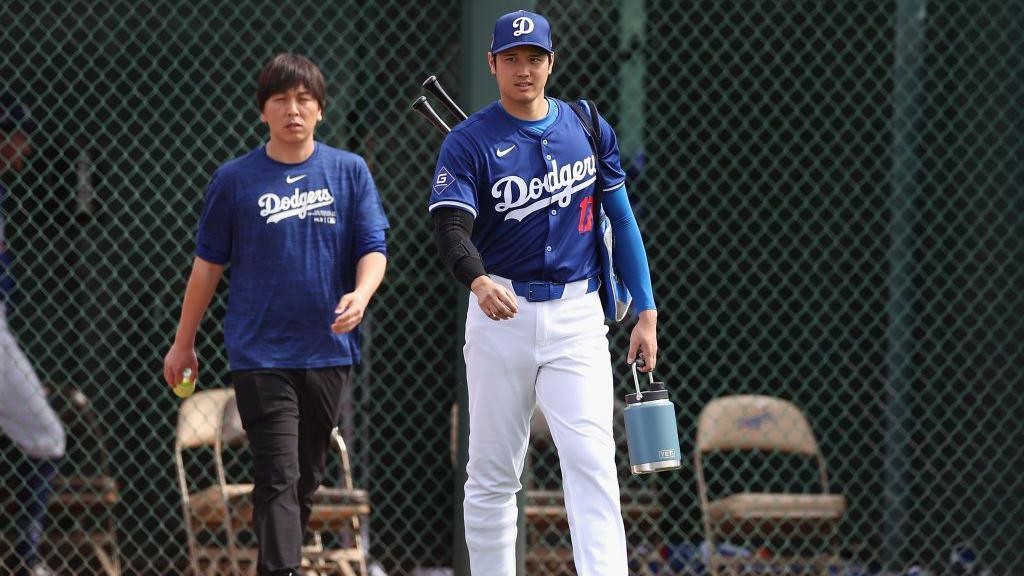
[578,196,594,233]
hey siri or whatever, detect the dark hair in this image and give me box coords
[489,49,553,69]
[256,53,326,112]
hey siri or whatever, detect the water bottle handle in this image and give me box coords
[630,357,655,400]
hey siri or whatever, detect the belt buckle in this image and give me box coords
[527,281,552,302]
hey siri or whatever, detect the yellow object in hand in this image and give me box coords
[174,368,195,398]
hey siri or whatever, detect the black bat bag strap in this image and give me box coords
[568,99,603,227]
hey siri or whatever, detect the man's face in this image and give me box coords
[489,46,554,106]
[260,85,322,145]
[0,130,31,174]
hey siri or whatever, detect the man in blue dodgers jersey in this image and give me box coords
[162,54,389,576]
[1,90,67,576]
[428,11,658,576]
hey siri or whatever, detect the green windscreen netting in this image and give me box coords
[1,1,1021,574]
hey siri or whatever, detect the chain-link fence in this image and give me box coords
[1,0,1021,574]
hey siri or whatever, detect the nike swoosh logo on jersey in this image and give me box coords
[496,145,516,158]
[286,174,307,184]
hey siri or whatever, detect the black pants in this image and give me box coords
[233,366,352,576]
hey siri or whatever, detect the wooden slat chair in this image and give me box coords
[694,395,846,576]
[175,389,370,576]
[46,385,123,575]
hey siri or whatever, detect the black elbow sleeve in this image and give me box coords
[433,208,487,289]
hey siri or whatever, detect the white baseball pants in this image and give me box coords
[462,277,626,575]
[0,303,66,459]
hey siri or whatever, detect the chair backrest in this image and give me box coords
[176,388,245,450]
[696,395,820,456]
[48,384,111,475]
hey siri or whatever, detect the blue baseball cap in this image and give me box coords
[0,91,36,134]
[490,10,553,54]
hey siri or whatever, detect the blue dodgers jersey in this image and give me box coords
[196,142,389,371]
[428,99,626,283]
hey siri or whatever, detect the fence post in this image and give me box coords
[885,0,926,568]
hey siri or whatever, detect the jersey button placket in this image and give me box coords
[547,135,557,221]
[543,184,557,276]
[541,134,556,278]
[543,241,555,277]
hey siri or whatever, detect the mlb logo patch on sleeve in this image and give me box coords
[433,167,454,196]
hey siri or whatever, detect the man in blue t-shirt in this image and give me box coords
[163,54,389,576]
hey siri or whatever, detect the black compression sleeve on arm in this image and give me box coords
[433,208,487,289]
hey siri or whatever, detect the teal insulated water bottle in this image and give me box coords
[624,360,682,475]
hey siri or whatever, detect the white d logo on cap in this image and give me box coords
[512,17,534,37]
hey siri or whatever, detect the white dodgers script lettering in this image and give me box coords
[259,188,335,224]
[490,155,597,222]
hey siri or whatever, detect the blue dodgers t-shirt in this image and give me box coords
[196,142,389,370]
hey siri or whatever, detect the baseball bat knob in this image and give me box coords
[411,96,451,133]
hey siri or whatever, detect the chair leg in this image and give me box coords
[355,532,368,576]
[224,518,242,576]
[184,517,202,576]
[91,537,119,576]
[95,514,123,576]
[109,520,124,576]
[705,536,721,576]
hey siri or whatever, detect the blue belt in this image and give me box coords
[511,276,600,302]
